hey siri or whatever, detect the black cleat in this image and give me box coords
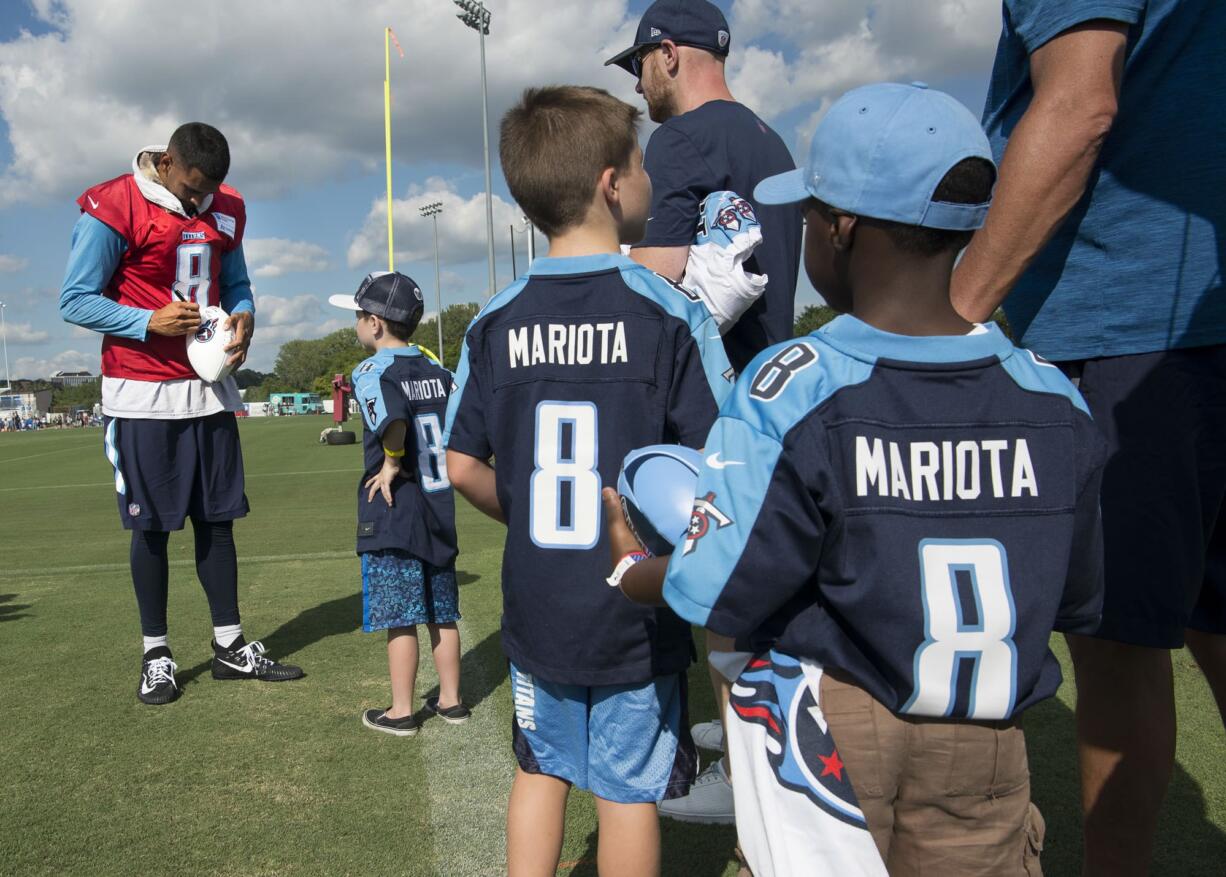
[211,638,304,681]
[362,708,422,737]
[424,696,472,724]
[138,647,180,705]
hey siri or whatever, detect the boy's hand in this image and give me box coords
[602,487,644,565]
[365,456,402,507]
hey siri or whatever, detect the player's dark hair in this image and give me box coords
[876,158,996,256]
[167,122,231,182]
[500,86,641,238]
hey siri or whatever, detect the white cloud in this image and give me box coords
[0,0,641,207]
[4,321,50,344]
[346,176,524,271]
[245,238,331,278]
[0,254,28,272]
[11,348,99,380]
[727,0,1000,121]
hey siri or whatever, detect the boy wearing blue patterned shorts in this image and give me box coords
[446,86,735,875]
[331,271,467,737]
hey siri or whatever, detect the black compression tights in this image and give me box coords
[130,519,241,637]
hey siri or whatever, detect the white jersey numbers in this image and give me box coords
[529,402,601,549]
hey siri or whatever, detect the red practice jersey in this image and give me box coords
[78,175,247,381]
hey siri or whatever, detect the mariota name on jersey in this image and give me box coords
[855,436,1038,501]
[507,321,629,368]
[400,377,448,402]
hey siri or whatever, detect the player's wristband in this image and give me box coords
[383,445,406,458]
[606,551,650,588]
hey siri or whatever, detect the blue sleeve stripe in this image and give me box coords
[662,415,784,626]
[219,245,255,315]
[998,348,1090,416]
[617,263,735,406]
[442,277,529,447]
[58,214,152,340]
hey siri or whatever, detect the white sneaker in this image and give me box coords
[691,719,725,752]
[658,759,735,824]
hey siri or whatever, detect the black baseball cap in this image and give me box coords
[329,271,424,326]
[605,0,731,76]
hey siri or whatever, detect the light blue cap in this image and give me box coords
[755,82,995,231]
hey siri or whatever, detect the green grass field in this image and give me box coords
[1,416,1222,876]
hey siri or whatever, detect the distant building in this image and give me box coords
[0,390,52,418]
[49,370,100,388]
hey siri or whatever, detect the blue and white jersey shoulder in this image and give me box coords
[617,258,735,407]
[352,349,398,433]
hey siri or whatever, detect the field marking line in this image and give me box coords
[0,440,99,465]
[0,467,364,493]
[7,550,354,579]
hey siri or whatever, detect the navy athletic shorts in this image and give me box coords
[102,412,249,531]
[1061,344,1226,647]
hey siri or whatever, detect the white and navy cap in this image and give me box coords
[605,0,731,76]
[755,82,996,231]
[329,271,424,325]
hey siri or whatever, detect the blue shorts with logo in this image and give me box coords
[102,412,249,531]
[360,549,460,631]
[509,662,697,804]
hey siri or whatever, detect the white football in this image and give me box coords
[187,306,236,383]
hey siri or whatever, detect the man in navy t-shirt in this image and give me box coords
[951,3,1226,873]
[606,0,802,375]
[606,0,803,824]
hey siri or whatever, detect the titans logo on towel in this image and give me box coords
[730,654,867,828]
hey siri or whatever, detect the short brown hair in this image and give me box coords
[500,86,642,238]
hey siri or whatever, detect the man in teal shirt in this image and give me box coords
[952,3,1226,874]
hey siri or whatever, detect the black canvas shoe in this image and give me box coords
[211,638,304,681]
[362,708,421,737]
[424,696,472,724]
[138,647,179,705]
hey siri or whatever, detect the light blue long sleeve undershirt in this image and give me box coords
[59,213,255,342]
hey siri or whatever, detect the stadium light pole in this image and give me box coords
[454,0,497,300]
[0,301,10,393]
[418,201,445,367]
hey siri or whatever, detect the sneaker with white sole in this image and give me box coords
[691,719,725,752]
[138,648,179,705]
[211,638,304,681]
[362,708,422,737]
[424,696,472,724]
[658,758,735,824]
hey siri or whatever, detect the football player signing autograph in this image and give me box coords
[59,122,302,706]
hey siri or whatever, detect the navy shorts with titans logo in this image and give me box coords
[1061,344,1226,647]
[102,412,249,531]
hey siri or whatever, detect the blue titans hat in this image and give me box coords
[605,0,731,76]
[755,82,996,231]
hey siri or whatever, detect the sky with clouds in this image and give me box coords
[0,0,1003,377]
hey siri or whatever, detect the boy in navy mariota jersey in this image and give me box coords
[330,272,466,737]
[444,86,735,876]
[607,83,1106,876]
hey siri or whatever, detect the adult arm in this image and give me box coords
[59,214,149,339]
[219,245,255,367]
[630,125,713,282]
[951,21,1129,322]
[59,214,201,338]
